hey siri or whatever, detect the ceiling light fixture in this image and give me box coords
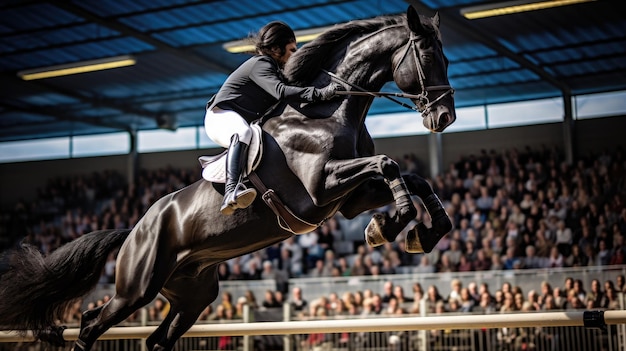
[460,0,595,20]
[223,26,334,54]
[17,55,136,81]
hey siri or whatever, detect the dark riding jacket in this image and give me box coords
[207,55,318,122]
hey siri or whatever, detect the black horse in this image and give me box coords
[0,6,455,351]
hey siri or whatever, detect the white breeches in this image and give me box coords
[204,107,253,147]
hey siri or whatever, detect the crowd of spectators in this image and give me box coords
[205,274,626,323]
[1,145,625,325]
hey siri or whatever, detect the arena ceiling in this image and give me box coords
[0,0,624,142]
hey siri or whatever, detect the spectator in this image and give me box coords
[602,283,620,310]
[472,291,496,313]
[414,254,436,273]
[566,243,588,267]
[393,285,413,304]
[244,290,259,310]
[448,279,463,302]
[228,262,246,280]
[502,247,521,270]
[316,223,335,253]
[290,286,308,316]
[380,281,395,304]
[438,253,457,272]
[281,236,304,277]
[217,262,230,281]
[523,245,544,269]
[500,292,516,312]
[547,246,564,268]
[261,289,280,309]
[442,239,463,267]
[459,288,475,312]
[564,289,585,310]
[609,234,626,265]
[474,249,492,271]
[424,285,444,314]
[586,279,604,308]
[458,254,474,272]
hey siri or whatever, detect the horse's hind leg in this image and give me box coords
[402,173,452,253]
[146,266,220,351]
[75,235,176,350]
[75,291,162,351]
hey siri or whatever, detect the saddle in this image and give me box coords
[199,124,263,183]
[198,124,319,234]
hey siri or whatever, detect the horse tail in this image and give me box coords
[0,229,131,335]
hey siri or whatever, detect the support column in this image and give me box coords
[127,128,138,186]
[562,92,575,165]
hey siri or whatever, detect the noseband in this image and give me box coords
[326,27,454,118]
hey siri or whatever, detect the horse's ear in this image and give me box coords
[433,12,440,28]
[406,5,427,35]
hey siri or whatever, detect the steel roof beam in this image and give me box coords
[51,1,231,74]
[1,73,157,126]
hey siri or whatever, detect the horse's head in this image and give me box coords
[392,7,456,133]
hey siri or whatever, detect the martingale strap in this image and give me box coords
[248,172,321,235]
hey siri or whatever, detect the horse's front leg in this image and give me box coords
[324,155,416,244]
[338,173,452,253]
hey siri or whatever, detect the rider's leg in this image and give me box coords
[204,108,256,215]
[220,134,257,214]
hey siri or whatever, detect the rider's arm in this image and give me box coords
[250,57,321,102]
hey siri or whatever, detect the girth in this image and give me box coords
[248,172,321,235]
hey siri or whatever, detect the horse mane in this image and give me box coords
[284,15,406,86]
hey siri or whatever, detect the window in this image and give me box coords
[366,112,430,138]
[576,91,626,119]
[444,105,487,133]
[0,137,69,163]
[138,127,198,153]
[487,98,563,128]
[72,132,129,157]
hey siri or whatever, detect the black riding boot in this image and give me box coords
[220,134,257,215]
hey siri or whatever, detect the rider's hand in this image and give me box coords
[316,83,345,101]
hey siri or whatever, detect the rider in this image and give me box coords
[205,21,341,215]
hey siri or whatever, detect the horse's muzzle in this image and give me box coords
[423,105,455,133]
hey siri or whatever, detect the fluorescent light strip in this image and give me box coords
[18,55,136,81]
[461,0,595,20]
[224,26,330,54]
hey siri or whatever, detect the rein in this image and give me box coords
[323,29,454,118]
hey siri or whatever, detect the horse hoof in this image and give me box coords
[365,213,387,247]
[405,224,424,253]
[406,222,445,254]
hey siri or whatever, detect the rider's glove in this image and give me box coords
[315,83,345,101]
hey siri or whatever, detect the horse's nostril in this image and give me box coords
[439,112,450,126]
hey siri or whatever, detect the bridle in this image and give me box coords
[325,27,454,118]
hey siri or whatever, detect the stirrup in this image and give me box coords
[220,183,257,215]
